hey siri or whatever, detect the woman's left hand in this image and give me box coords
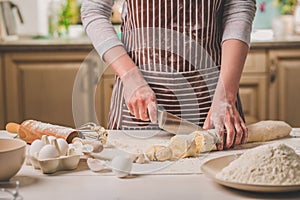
[203,100,248,150]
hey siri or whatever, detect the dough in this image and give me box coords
[192,120,292,153]
[132,149,149,164]
[247,120,291,142]
[168,135,198,159]
[191,130,218,153]
[145,145,173,161]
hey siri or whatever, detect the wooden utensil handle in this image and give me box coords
[5,122,20,133]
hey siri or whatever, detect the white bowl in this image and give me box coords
[0,138,26,181]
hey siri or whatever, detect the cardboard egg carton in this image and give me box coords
[27,135,82,174]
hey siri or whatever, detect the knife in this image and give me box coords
[157,110,205,134]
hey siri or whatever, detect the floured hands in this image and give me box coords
[203,79,248,150]
[203,101,247,150]
[121,67,157,123]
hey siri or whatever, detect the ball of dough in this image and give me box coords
[191,130,218,153]
[145,145,173,161]
[168,135,198,159]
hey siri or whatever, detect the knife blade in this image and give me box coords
[157,110,205,134]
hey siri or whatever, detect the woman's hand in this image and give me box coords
[121,67,157,123]
[203,99,248,150]
[103,46,158,123]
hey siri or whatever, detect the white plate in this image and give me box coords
[201,154,300,193]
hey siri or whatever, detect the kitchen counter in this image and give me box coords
[1,34,300,52]
[4,130,300,200]
[0,36,93,52]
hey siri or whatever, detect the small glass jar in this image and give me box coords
[48,0,64,38]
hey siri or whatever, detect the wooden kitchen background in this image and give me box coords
[1,38,300,129]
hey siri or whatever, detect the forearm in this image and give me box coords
[81,0,123,59]
[220,39,249,103]
[103,46,137,77]
[81,0,137,77]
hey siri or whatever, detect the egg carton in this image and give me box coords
[27,135,85,174]
[29,154,81,174]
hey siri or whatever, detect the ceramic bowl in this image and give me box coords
[0,138,26,181]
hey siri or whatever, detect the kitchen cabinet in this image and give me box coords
[0,53,5,129]
[239,50,268,124]
[0,39,115,129]
[4,52,91,127]
[269,49,300,127]
[98,67,115,128]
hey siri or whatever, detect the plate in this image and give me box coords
[201,154,300,193]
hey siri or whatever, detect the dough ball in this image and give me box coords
[191,130,218,153]
[132,149,149,164]
[145,145,172,161]
[168,135,198,159]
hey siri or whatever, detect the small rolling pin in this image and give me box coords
[6,120,80,144]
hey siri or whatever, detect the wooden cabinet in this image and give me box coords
[0,53,5,129]
[4,52,90,127]
[269,50,300,127]
[71,51,115,128]
[0,46,115,130]
[239,50,268,124]
[98,67,115,127]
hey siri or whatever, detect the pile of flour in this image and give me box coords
[216,143,300,185]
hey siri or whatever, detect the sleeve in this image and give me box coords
[222,0,256,46]
[81,0,124,59]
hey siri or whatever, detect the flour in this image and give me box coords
[216,143,300,185]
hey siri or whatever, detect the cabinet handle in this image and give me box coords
[270,59,276,83]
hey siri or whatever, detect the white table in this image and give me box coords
[11,165,300,200]
[3,130,300,200]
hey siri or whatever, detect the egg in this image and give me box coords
[41,135,50,144]
[111,155,133,178]
[47,136,56,144]
[30,140,45,157]
[38,144,59,160]
[56,138,68,156]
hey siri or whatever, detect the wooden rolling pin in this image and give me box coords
[6,120,80,144]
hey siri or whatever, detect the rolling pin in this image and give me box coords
[6,120,80,144]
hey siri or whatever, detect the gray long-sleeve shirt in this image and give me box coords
[81,0,256,59]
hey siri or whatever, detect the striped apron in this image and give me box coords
[108,0,244,130]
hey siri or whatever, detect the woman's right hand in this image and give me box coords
[102,46,158,123]
[121,67,157,123]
